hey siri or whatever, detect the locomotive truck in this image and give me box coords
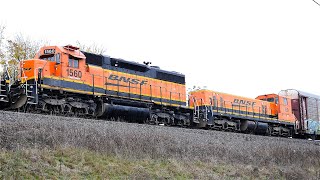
[0,45,319,139]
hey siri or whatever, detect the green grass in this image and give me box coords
[1,147,319,179]
[0,148,195,179]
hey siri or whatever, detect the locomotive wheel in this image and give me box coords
[266,126,272,136]
[53,105,62,116]
[144,118,151,124]
[150,114,159,125]
[62,104,72,116]
[221,122,227,131]
[165,117,171,126]
[24,104,36,114]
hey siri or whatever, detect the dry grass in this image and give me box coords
[1,110,320,179]
[1,147,318,179]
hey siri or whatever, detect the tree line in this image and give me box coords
[0,25,43,74]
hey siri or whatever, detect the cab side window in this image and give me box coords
[74,59,79,68]
[56,53,61,63]
[68,58,72,67]
[40,54,55,61]
[68,55,80,68]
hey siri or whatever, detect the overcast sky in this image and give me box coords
[1,0,320,98]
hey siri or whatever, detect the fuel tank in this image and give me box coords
[96,103,150,122]
[240,120,268,134]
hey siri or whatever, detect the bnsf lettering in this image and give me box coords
[108,74,148,85]
[234,99,256,106]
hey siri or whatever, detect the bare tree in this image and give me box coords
[5,33,48,78]
[0,25,5,60]
[6,33,42,62]
[0,26,7,75]
[76,41,106,54]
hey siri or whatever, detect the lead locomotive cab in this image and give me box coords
[35,45,85,80]
[12,45,91,113]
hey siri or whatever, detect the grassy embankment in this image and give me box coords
[1,111,320,179]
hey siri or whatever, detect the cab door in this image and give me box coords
[54,52,62,77]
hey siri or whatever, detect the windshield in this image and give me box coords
[267,98,274,102]
[39,54,55,61]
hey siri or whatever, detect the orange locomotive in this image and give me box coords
[0,45,191,125]
[189,89,296,136]
[1,44,320,138]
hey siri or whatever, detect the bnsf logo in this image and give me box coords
[234,99,256,106]
[108,74,148,85]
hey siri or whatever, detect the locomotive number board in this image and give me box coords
[44,49,55,54]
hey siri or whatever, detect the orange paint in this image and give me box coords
[19,45,186,106]
[190,89,296,123]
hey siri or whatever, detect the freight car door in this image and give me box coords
[291,99,301,128]
[300,96,308,131]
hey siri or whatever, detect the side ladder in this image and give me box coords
[26,83,38,104]
[0,77,9,102]
[26,67,39,105]
[21,65,39,105]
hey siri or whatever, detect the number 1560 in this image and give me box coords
[67,69,82,78]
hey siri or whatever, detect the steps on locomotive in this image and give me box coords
[0,79,9,102]
[26,83,38,104]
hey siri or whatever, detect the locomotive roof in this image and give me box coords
[82,50,185,77]
[190,89,262,101]
[38,45,86,59]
